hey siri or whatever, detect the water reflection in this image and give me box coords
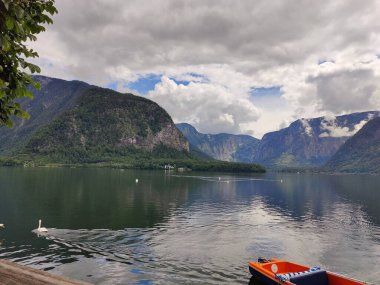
[0,168,379,284]
[0,168,193,231]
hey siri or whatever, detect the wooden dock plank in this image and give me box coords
[0,259,91,285]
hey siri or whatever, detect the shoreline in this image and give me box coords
[0,259,91,285]
[0,158,266,174]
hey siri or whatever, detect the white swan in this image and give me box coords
[37,219,48,232]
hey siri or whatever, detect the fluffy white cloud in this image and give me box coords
[28,0,380,137]
[148,77,260,134]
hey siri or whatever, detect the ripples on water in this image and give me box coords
[0,168,380,284]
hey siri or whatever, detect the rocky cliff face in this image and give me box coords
[0,76,189,162]
[139,123,189,151]
[325,117,380,173]
[176,123,259,162]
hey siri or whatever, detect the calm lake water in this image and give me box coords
[0,167,379,284]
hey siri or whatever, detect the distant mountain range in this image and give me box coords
[177,111,380,170]
[325,117,380,173]
[176,123,259,162]
[0,75,378,173]
[255,111,380,168]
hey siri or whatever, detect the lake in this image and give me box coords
[0,167,379,284]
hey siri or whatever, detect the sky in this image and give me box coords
[29,0,380,138]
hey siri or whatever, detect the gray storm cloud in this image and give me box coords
[29,0,380,136]
[308,69,380,114]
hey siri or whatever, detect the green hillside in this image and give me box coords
[23,86,189,163]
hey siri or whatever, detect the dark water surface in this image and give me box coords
[0,167,379,284]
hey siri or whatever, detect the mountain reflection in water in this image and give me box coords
[0,168,379,284]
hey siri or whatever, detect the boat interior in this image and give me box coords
[250,259,367,285]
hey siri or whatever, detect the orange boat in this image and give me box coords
[249,257,370,285]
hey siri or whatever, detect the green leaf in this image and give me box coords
[14,22,24,34]
[15,7,25,19]
[25,90,34,98]
[28,34,37,41]
[19,110,30,120]
[32,81,41,90]
[2,40,11,51]
[46,4,58,15]
[5,17,14,30]
[5,120,13,128]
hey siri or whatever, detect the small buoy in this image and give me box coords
[227,181,230,184]
[280,179,283,183]
[218,177,221,181]
[135,179,139,183]
[0,224,4,229]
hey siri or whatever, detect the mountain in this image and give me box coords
[325,117,380,173]
[254,111,380,168]
[0,76,91,154]
[177,112,380,169]
[0,76,189,163]
[176,123,260,162]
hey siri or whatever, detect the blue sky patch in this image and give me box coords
[128,74,162,95]
[188,72,206,79]
[106,81,119,90]
[169,77,190,86]
[170,72,208,86]
[250,86,283,98]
